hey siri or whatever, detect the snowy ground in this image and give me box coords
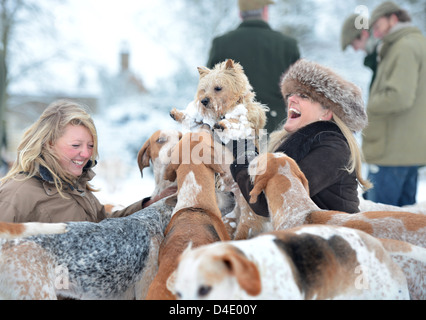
[90,101,426,210]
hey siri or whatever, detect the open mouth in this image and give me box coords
[288,107,301,119]
[72,160,85,166]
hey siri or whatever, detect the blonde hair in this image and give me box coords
[1,100,99,197]
[267,115,372,191]
[332,114,372,191]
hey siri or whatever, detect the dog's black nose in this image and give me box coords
[201,98,210,106]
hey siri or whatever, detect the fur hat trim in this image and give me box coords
[281,59,367,132]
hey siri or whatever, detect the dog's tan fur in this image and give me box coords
[249,152,426,299]
[170,59,268,137]
[0,222,67,240]
[145,132,230,300]
[169,60,270,240]
[137,129,182,199]
[249,153,426,246]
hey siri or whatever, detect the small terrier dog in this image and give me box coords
[170,59,268,142]
[169,59,270,240]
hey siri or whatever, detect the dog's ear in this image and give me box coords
[225,59,235,70]
[219,247,261,296]
[137,138,152,177]
[164,162,179,182]
[197,66,210,78]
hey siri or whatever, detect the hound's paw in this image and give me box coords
[248,153,288,203]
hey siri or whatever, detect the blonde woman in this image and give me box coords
[231,59,371,215]
[0,100,145,223]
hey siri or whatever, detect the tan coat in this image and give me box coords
[362,25,426,166]
[0,170,142,223]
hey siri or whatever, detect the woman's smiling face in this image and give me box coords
[283,94,332,133]
[53,124,94,178]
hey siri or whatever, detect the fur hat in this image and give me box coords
[238,0,274,12]
[370,1,401,26]
[281,59,367,132]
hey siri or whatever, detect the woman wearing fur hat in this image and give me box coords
[231,59,371,215]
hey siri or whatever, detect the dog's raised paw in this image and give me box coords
[170,108,185,122]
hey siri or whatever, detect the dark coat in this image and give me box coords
[207,20,300,134]
[231,122,360,217]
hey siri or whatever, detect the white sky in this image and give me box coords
[51,0,177,90]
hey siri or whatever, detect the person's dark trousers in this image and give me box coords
[364,165,420,206]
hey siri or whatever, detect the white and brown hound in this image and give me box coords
[171,224,410,300]
[248,152,426,299]
[145,131,231,300]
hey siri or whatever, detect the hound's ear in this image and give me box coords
[137,139,152,177]
[225,59,235,69]
[220,248,261,296]
[197,66,210,78]
[164,163,179,182]
[166,242,193,294]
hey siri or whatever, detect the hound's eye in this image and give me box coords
[176,291,182,299]
[198,285,212,297]
[214,86,222,92]
[156,137,167,144]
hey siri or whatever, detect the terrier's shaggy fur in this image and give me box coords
[170,59,269,141]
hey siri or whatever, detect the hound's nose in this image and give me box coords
[201,98,210,106]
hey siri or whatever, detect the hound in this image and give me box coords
[0,198,175,300]
[248,153,426,247]
[145,131,231,300]
[137,129,182,199]
[0,130,185,300]
[249,153,426,299]
[170,224,410,300]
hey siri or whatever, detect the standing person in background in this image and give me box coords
[207,0,300,135]
[341,13,379,91]
[362,1,426,206]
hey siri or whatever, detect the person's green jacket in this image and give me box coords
[207,20,300,134]
[362,25,426,166]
